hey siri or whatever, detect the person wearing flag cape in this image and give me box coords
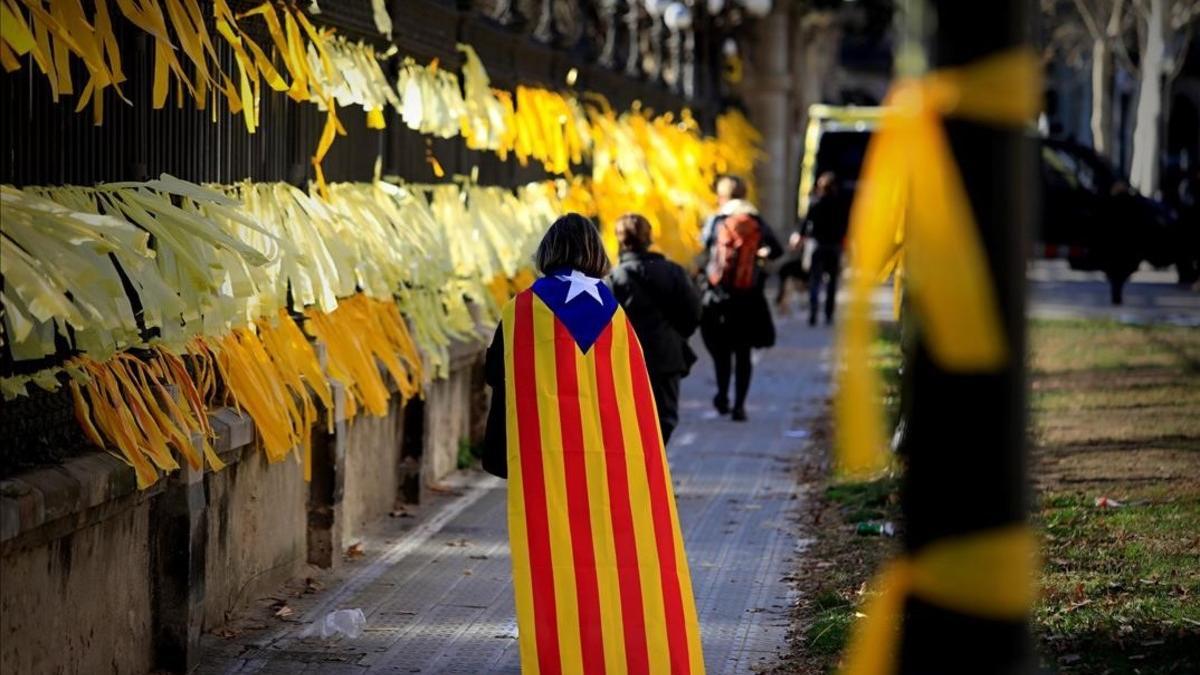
[482,214,706,674]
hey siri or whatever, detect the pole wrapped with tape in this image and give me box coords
[834,48,1042,477]
[834,47,1042,674]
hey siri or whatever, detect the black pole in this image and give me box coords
[896,1,1036,673]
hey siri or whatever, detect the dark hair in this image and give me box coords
[533,213,611,277]
[615,213,652,253]
[815,171,838,198]
[716,175,747,200]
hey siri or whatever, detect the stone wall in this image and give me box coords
[342,396,406,547]
[421,341,489,487]
[202,443,309,629]
[0,493,155,674]
[0,342,486,673]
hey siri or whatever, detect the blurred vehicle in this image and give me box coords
[795,104,1185,304]
[796,104,882,220]
[1039,139,1179,274]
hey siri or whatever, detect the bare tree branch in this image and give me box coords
[1168,23,1194,80]
[1072,0,1107,38]
[1108,0,1140,73]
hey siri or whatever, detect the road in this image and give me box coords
[198,315,832,674]
[1026,260,1199,326]
[864,260,1199,326]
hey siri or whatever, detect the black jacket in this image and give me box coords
[802,194,851,247]
[482,325,507,477]
[607,251,701,376]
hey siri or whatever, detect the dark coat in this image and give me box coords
[482,325,507,478]
[606,251,701,376]
[802,194,851,247]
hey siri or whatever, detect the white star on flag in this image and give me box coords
[556,269,604,305]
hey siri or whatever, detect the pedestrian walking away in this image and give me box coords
[700,175,783,422]
[481,213,705,674]
[801,171,850,326]
[607,213,702,444]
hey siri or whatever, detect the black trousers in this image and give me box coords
[709,343,752,410]
[648,372,681,444]
[809,245,842,322]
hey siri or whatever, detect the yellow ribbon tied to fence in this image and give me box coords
[835,48,1041,477]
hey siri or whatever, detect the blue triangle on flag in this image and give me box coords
[531,269,618,353]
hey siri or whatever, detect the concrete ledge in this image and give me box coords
[0,456,135,547]
[0,405,259,548]
[209,408,256,458]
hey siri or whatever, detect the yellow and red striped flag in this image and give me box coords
[502,270,705,674]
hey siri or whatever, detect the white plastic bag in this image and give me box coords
[302,608,366,639]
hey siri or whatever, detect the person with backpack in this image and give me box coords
[699,175,783,421]
[607,213,701,443]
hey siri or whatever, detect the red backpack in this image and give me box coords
[706,212,762,291]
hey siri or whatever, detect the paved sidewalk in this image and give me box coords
[198,317,832,674]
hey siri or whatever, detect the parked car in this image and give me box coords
[1040,138,1180,302]
[795,105,1183,305]
[795,104,881,221]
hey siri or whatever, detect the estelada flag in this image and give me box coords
[501,269,705,674]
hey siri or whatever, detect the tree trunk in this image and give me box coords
[1091,37,1114,156]
[1130,0,1166,195]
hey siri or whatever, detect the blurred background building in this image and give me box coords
[736,0,893,232]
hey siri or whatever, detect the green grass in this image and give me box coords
[805,591,857,656]
[872,323,904,430]
[795,476,901,665]
[827,477,900,525]
[457,437,478,470]
[787,318,1200,673]
[1029,319,1200,673]
[1029,318,1200,375]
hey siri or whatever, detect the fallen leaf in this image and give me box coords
[274,605,294,618]
[347,543,365,559]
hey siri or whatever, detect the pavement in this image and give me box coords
[197,315,833,674]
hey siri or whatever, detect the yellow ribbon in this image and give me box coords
[840,525,1038,675]
[834,48,1042,476]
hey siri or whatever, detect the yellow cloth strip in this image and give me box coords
[840,526,1038,675]
[835,48,1041,477]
